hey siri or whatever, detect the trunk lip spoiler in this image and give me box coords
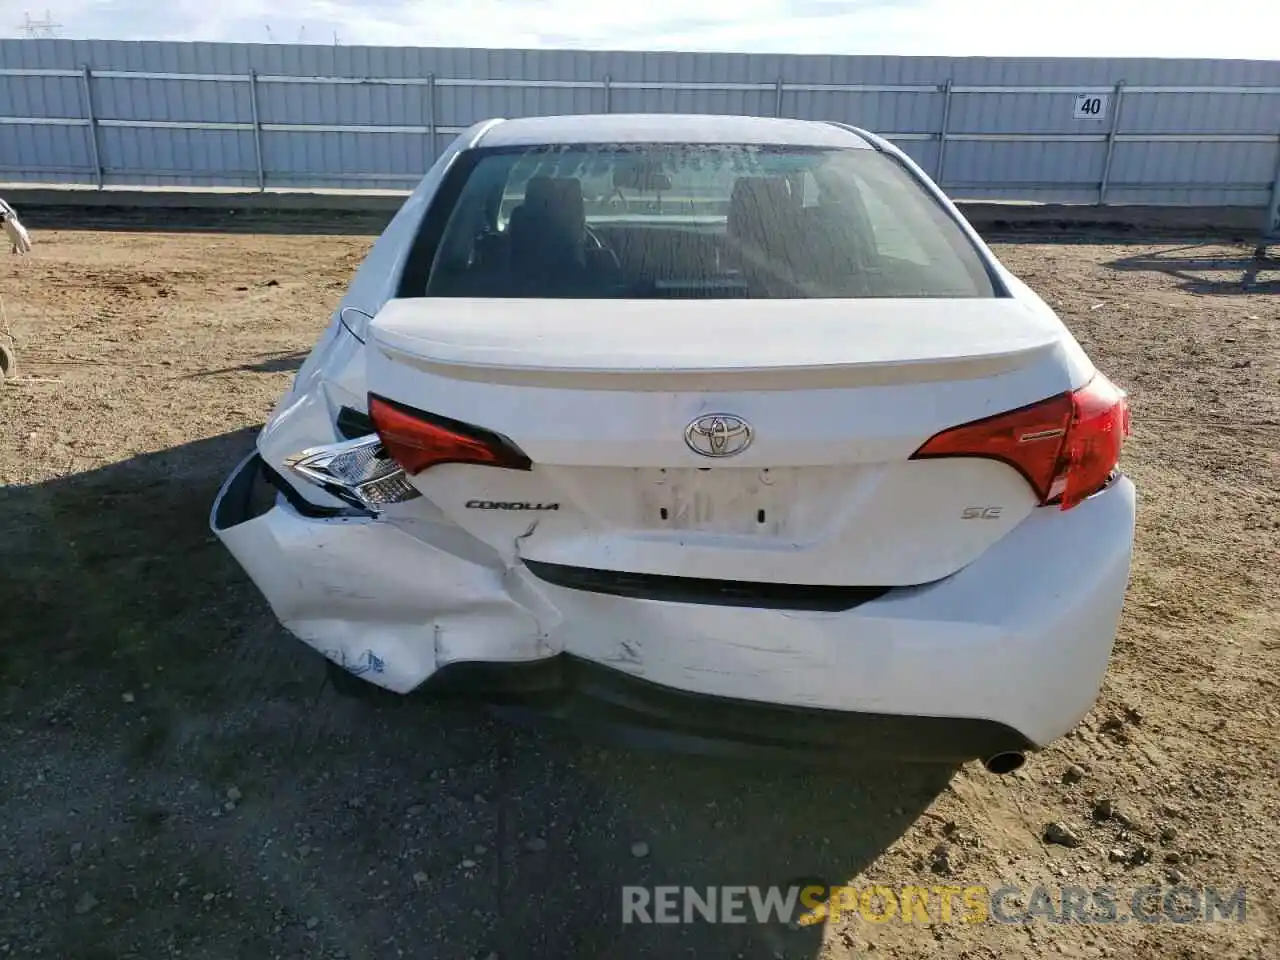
[367,297,1061,378]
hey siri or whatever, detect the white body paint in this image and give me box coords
[0,197,33,255]
[212,115,1136,750]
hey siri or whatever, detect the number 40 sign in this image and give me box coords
[1074,93,1110,120]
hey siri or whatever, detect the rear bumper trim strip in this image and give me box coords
[522,558,892,612]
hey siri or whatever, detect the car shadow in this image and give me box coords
[1102,243,1280,295]
[0,428,954,960]
[185,351,309,377]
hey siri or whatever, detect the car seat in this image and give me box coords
[726,176,806,295]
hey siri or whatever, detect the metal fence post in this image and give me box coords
[934,79,953,185]
[1098,80,1126,205]
[247,69,265,191]
[80,65,104,189]
[426,72,437,164]
[1266,134,1280,232]
[1258,135,1280,256]
[603,74,612,113]
[775,76,785,117]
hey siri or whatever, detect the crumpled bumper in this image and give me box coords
[211,452,551,694]
[212,451,1135,755]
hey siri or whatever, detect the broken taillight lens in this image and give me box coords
[285,434,420,511]
[368,394,532,475]
[910,373,1130,511]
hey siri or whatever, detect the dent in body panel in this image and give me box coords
[216,489,547,693]
[600,639,644,668]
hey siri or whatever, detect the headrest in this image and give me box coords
[509,176,587,269]
[728,176,796,241]
[523,175,555,206]
[522,176,585,226]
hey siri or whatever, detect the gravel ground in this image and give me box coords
[0,220,1277,960]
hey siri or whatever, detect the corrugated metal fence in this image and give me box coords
[2,40,1279,220]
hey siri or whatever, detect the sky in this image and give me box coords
[5,0,1278,59]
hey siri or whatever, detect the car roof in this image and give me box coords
[474,114,874,149]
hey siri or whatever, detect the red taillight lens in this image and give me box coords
[910,373,1129,511]
[1058,373,1130,510]
[911,392,1074,503]
[368,394,531,475]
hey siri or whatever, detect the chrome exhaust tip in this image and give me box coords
[983,751,1027,775]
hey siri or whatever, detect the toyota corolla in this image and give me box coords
[211,114,1135,772]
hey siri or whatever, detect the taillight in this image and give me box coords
[285,434,420,511]
[910,373,1130,511]
[368,394,532,475]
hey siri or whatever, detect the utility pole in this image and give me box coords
[20,9,63,38]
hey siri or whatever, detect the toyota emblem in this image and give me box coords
[684,414,753,458]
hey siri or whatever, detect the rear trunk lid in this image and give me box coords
[366,297,1086,588]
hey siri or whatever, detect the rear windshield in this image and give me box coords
[421,143,997,300]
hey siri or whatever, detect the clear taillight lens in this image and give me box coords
[285,434,420,511]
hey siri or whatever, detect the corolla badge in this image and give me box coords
[684,414,753,458]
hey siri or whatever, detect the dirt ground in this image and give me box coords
[1,218,1277,960]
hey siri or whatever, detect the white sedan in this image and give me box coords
[212,114,1135,773]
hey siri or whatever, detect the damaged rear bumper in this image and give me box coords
[212,451,1135,759]
[211,452,553,694]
